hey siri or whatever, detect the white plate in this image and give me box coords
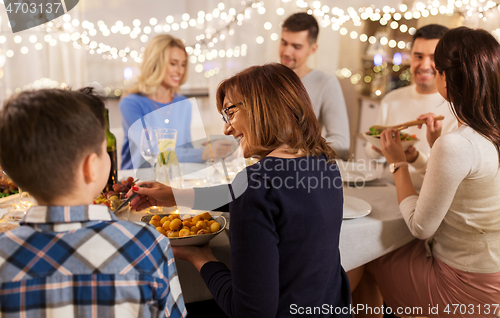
[336,160,378,183]
[343,195,372,219]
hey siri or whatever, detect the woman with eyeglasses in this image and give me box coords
[128,63,352,317]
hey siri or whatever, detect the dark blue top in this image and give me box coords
[195,156,351,317]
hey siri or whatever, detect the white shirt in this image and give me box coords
[400,125,500,273]
[302,70,351,160]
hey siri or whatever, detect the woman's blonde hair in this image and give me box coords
[216,63,337,161]
[128,34,188,95]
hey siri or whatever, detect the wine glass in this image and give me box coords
[135,128,159,181]
[140,128,158,168]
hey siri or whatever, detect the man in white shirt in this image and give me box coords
[280,13,350,159]
[365,24,458,174]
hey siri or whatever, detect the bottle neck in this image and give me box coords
[104,108,116,151]
[104,108,110,131]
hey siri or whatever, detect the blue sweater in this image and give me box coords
[194,156,352,317]
[119,93,203,169]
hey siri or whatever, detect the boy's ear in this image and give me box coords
[82,152,98,184]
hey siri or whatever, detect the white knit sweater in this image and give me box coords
[400,125,500,273]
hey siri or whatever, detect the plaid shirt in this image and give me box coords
[0,205,187,318]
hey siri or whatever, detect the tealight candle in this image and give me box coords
[148,206,163,214]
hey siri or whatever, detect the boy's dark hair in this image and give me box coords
[282,12,319,44]
[412,24,449,47]
[0,87,106,202]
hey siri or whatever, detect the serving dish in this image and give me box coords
[362,133,419,152]
[141,214,226,246]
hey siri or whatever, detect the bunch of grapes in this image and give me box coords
[112,177,135,193]
[94,177,136,207]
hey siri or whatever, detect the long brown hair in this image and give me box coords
[216,63,336,161]
[434,27,500,163]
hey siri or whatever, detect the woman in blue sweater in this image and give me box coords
[120,34,233,169]
[129,63,351,317]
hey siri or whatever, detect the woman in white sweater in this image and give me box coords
[350,27,500,318]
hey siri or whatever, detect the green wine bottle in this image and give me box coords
[104,108,118,193]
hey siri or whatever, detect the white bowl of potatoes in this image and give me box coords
[142,211,226,247]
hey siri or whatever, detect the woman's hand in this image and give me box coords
[373,144,418,163]
[126,181,176,211]
[405,146,419,163]
[417,113,443,148]
[380,129,406,164]
[172,244,218,272]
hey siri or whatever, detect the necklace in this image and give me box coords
[150,98,174,124]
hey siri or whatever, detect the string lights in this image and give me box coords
[2,0,500,95]
[0,1,262,64]
[299,0,500,54]
[3,0,498,61]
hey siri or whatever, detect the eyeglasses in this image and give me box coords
[221,102,242,124]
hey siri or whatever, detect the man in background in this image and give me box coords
[280,12,351,159]
[365,24,458,175]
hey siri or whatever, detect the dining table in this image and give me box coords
[118,160,417,304]
[0,160,417,305]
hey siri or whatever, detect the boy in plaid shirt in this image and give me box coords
[0,88,186,318]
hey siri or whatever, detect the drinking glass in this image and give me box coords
[206,159,221,185]
[140,128,158,165]
[231,147,246,173]
[139,128,159,181]
[154,129,183,188]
